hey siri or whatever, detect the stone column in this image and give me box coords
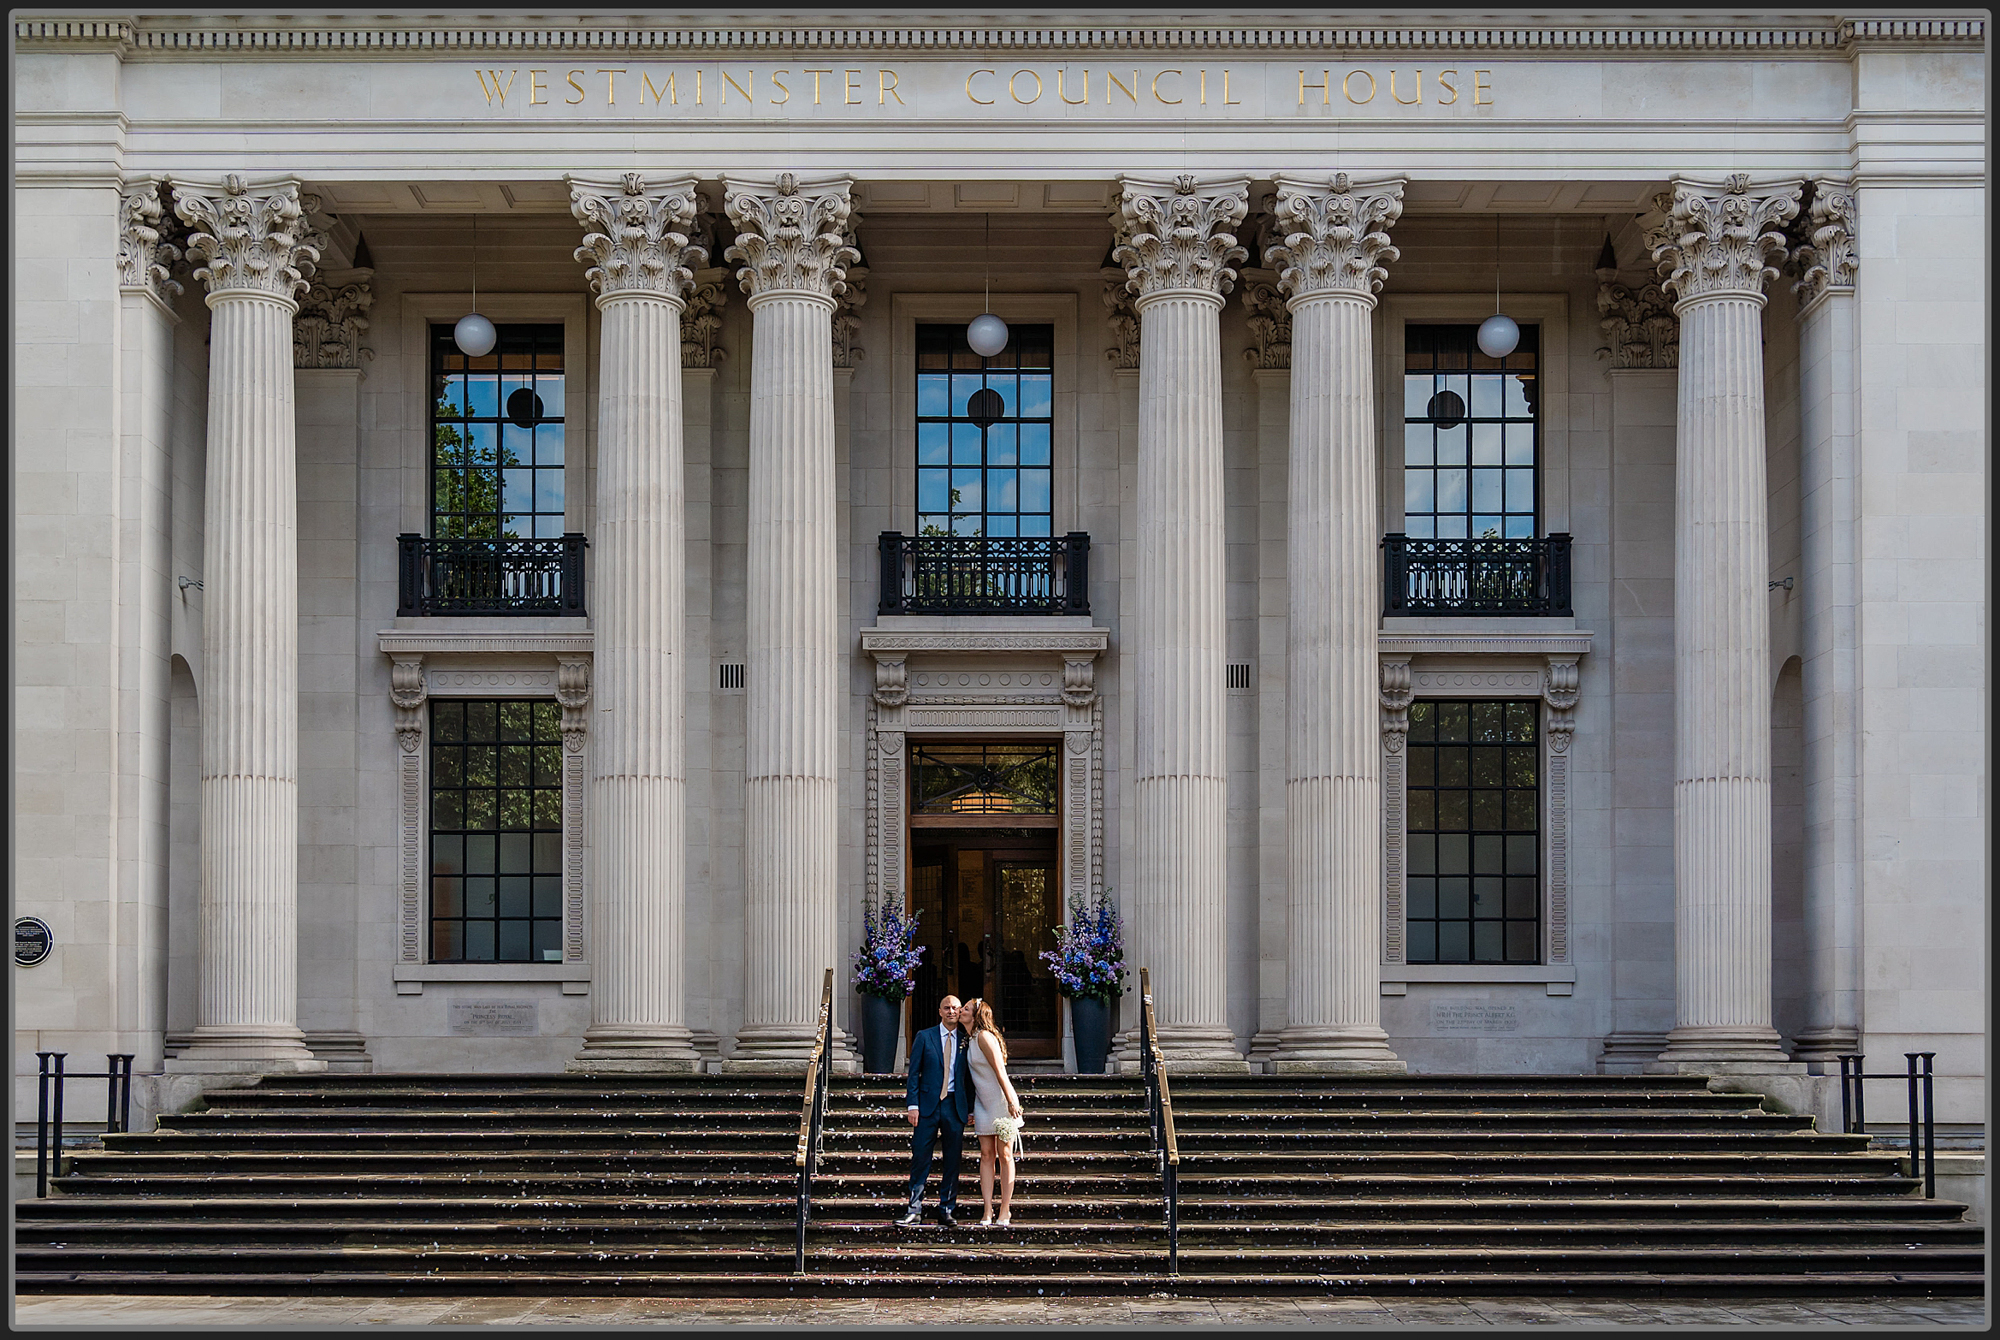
[1113,173,1250,1070]
[1266,173,1408,1073]
[564,173,707,1071]
[1647,175,1803,1068]
[166,175,324,1071]
[1787,181,1863,1070]
[721,173,859,1067]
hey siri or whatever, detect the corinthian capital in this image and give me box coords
[1791,178,1858,304]
[1111,174,1250,303]
[1645,174,1802,306]
[119,179,184,299]
[1266,172,1406,303]
[294,270,374,370]
[172,174,321,302]
[721,173,859,301]
[567,172,706,302]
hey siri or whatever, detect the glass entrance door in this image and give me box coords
[908,834,1063,1060]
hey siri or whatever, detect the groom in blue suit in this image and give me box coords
[899,994,974,1227]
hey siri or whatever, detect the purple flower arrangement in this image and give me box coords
[1041,888,1128,1005]
[851,900,926,1001]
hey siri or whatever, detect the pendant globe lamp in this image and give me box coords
[454,212,497,357]
[965,212,1009,358]
[1476,213,1520,359]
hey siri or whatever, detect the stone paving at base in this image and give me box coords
[8,1294,1988,1329]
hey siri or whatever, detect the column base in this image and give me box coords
[569,1024,702,1073]
[1152,1025,1250,1074]
[1271,1025,1406,1073]
[164,1026,323,1071]
[1788,1027,1862,1074]
[1650,1024,1793,1067]
[1597,1031,1673,1074]
[1246,1030,1283,1074]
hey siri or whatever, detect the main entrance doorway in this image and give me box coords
[905,743,1064,1060]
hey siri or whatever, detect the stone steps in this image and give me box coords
[13,1070,1982,1297]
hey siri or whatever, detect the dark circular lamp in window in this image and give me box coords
[1426,389,1467,428]
[505,387,545,429]
[966,386,1005,429]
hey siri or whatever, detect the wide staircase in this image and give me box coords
[14,1071,1982,1296]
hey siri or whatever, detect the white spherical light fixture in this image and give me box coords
[967,311,1010,358]
[454,312,497,358]
[1476,313,1520,359]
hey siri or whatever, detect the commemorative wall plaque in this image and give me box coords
[14,917,53,967]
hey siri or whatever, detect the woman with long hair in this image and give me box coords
[957,997,1023,1226]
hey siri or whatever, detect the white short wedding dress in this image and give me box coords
[967,1032,1008,1136]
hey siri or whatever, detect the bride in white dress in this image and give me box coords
[958,998,1023,1227]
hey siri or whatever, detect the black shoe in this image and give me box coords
[895,1206,923,1227]
[937,1210,958,1228]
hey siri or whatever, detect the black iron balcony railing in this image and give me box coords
[1382,533,1573,617]
[397,533,587,617]
[878,532,1090,616]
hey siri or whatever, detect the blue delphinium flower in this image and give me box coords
[1039,887,1127,1005]
[852,901,927,1001]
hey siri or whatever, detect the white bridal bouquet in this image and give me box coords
[991,1113,1025,1148]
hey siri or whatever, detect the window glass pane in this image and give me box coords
[915,324,1056,543]
[430,698,566,964]
[1018,423,1052,467]
[1404,423,1433,467]
[1404,698,1542,965]
[1402,325,1539,540]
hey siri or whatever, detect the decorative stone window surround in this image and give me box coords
[396,293,590,540]
[377,630,592,994]
[1375,293,1571,538]
[859,623,1110,944]
[888,293,1081,537]
[1378,627,1591,996]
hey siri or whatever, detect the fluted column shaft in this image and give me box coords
[575,291,699,1068]
[1649,175,1802,1065]
[564,173,708,1071]
[1115,174,1249,1068]
[167,177,322,1070]
[738,290,842,1057]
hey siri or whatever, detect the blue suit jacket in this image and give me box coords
[906,1023,975,1125]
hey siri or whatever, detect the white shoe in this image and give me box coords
[976,1216,993,1228]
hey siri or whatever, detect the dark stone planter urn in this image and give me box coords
[1070,995,1113,1074]
[861,994,902,1074]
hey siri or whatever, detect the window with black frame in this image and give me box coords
[916,324,1054,538]
[1402,324,1539,540]
[431,323,566,541]
[429,699,565,963]
[1404,699,1541,964]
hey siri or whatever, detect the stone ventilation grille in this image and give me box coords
[14,19,1984,51]
[1227,663,1254,693]
[718,663,746,692]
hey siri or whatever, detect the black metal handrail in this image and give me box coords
[397,533,587,616]
[878,532,1090,616]
[35,1052,135,1198]
[1838,1052,1937,1198]
[1138,968,1180,1277]
[1382,533,1572,617]
[793,967,835,1274]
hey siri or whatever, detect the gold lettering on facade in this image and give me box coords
[1437,69,1459,104]
[1058,68,1088,105]
[1225,69,1241,104]
[723,70,753,104]
[807,68,831,104]
[1392,69,1421,104]
[772,70,790,104]
[966,68,996,105]
[1107,70,1139,105]
[846,69,863,104]
[599,68,625,104]
[1152,69,1182,104]
[1474,69,1493,104]
[1344,70,1376,104]
[696,69,704,104]
[565,69,586,105]
[1010,69,1042,103]
[477,69,516,106]
[879,69,903,105]
[1300,69,1330,105]
[640,71,678,105]
[529,69,548,105]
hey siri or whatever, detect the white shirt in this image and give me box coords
[908,1024,957,1112]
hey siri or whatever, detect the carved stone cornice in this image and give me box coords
[679,270,729,368]
[872,655,908,707]
[833,265,868,369]
[555,655,591,753]
[1379,658,1415,754]
[389,655,427,754]
[1645,174,1803,306]
[1542,656,1580,754]
[118,180,183,300]
[567,172,706,302]
[1241,279,1292,370]
[171,174,321,303]
[1266,172,1406,304]
[1594,266,1679,369]
[721,172,859,303]
[1111,173,1250,305]
[1790,178,1858,304]
[294,268,373,369]
[1100,266,1141,369]
[1061,655,1098,709]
